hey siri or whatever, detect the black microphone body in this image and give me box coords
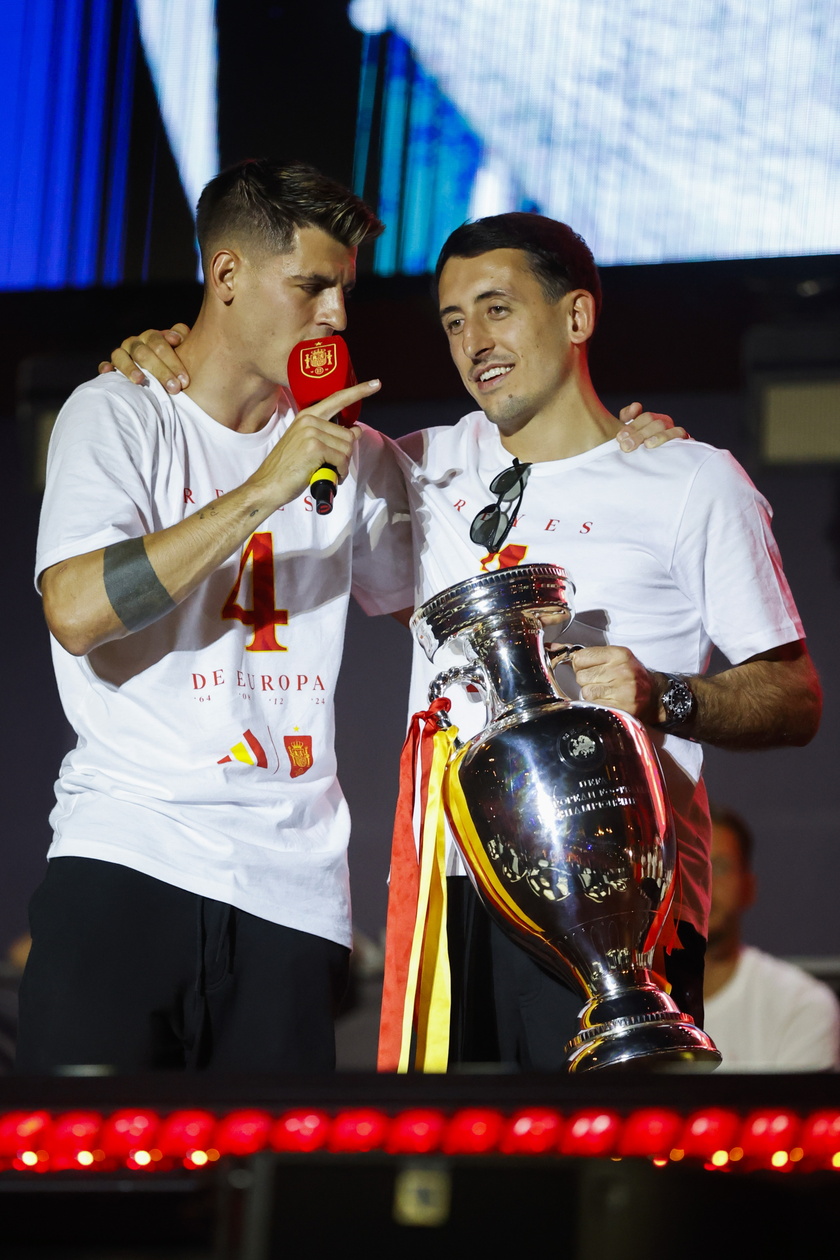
[310,461,338,515]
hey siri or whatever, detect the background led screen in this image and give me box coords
[349,0,840,275]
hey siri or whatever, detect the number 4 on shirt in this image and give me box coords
[221,532,288,651]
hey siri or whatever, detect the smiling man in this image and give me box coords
[16,159,413,1075]
[387,212,821,1069]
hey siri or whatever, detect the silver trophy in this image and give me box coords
[412,563,720,1073]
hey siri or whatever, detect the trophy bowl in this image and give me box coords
[412,563,720,1073]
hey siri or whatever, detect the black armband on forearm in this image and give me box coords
[103,537,176,632]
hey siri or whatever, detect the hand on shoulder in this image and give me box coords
[98,324,192,393]
[616,402,689,452]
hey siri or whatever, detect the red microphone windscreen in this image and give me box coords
[286,336,360,426]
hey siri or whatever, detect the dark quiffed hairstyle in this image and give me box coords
[710,804,755,870]
[195,158,384,270]
[434,212,602,317]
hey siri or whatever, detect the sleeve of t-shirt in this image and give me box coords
[35,379,160,590]
[349,427,414,616]
[668,449,804,665]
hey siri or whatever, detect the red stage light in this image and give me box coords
[617,1108,683,1159]
[738,1109,801,1170]
[442,1108,504,1155]
[157,1109,217,1165]
[6,1099,840,1178]
[0,1111,52,1170]
[271,1110,331,1153]
[799,1110,840,1169]
[500,1108,564,1155]
[328,1109,389,1154]
[100,1109,161,1165]
[213,1110,273,1157]
[560,1110,621,1158]
[49,1111,104,1170]
[387,1108,446,1155]
[677,1108,741,1166]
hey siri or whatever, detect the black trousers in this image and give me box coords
[447,876,706,1072]
[15,856,350,1075]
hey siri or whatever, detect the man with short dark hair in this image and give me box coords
[382,211,821,1069]
[17,159,413,1075]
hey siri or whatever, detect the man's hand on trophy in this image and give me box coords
[572,645,662,724]
[616,402,688,451]
[99,324,192,392]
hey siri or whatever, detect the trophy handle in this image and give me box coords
[545,643,585,700]
[427,664,487,737]
[546,643,585,666]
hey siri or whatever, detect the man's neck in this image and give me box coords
[703,936,744,999]
[176,312,284,433]
[496,365,622,463]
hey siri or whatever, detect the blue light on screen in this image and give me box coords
[0,0,133,290]
[0,0,219,292]
[356,31,484,276]
[349,0,840,275]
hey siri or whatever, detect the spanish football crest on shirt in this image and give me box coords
[284,734,314,778]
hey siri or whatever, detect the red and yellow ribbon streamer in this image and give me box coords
[377,700,458,1073]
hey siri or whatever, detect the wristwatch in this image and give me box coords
[658,673,697,734]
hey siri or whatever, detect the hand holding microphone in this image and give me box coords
[287,336,371,515]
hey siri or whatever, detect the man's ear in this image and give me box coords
[207,248,241,306]
[567,289,597,345]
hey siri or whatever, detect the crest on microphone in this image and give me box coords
[299,341,337,378]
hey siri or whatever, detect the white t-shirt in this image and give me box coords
[35,373,413,948]
[704,946,840,1071]
[394,412,804,935]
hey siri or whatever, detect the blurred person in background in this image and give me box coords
[703,805,840,1071]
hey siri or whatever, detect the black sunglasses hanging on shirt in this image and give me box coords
[469,458,533,552]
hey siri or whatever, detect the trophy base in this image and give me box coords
[565,1011,721,1074]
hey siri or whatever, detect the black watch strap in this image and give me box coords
[658,673,697,734]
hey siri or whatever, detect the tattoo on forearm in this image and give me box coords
[103,537,176,632]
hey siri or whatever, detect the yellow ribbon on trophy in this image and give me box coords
[377,700,459,1074]
[399,717,459,1072]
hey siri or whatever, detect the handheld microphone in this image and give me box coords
[287,336,361,516]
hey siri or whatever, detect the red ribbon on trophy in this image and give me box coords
[378,698,459,1073]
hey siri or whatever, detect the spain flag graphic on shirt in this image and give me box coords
[217,728,314,778]
[218,729,268,768]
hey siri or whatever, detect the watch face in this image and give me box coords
[662,677,694,725]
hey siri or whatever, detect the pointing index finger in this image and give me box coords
[301,379,381,423]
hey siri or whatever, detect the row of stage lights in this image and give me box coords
[1,1105,840,1176]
